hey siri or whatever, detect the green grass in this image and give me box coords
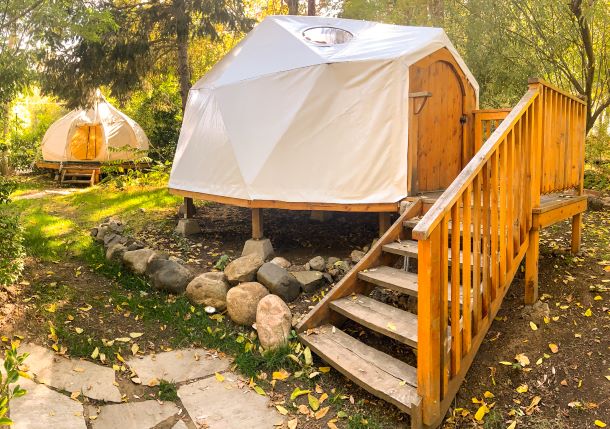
[158,380,179,401]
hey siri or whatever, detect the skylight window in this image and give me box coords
[302,27,353,46]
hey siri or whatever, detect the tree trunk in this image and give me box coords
[286,0,298,15]
[173,0,191,113]
[307,0,315,16]
[0,103,10,176]
[428,0,444,26]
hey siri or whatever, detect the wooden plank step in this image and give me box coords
[358,266,418,296]
[358,266,466,303]
[62,180,92,184]
[298,325,419,414]
[382,240,418,257]
[330,294,418,347]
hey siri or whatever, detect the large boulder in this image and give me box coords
[185,272,230,310]
[226,282,269,326]
[224,254,264,285]
[145,253,170,277]
[256,263,300,302]
[308,256,325,272]
[256,295,292,350]
[292,271,326,293]
[149,260,193,294]
[106,243,126,261]
[123,248,156,275]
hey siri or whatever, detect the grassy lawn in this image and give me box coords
[4,175,394,429]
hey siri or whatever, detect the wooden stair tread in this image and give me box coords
[62,179,92,184]
[382,240,483,268]
[382,240,418,257]
[330,294,418,347]
[358,266,418,296]
[298,325,419,414]
[359,266,467,304]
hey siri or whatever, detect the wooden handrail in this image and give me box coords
[413,88,539,240]
[528,78,586,106]
[413,78,586,427]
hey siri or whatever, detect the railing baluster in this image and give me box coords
[472,175,482,333]
[482,161,491,318]
[450,202,461,376]
[461,185,472,355]
[499,138,507,287]
[490,151,499,301]
[440,214,450,396]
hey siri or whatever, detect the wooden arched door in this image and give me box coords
[70,125,103,160]
[408,56,466,194]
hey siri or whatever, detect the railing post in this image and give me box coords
[524,81,543,304]
[417,231,442,425]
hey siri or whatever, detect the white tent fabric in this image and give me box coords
[170,16,478,204]
[41,95,149,162]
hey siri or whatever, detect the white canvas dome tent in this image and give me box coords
[41,92,149,164]
[170,15,479,236]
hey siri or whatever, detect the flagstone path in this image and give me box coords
[8,343,283,429]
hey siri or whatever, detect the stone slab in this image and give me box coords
[126,349,229,385]
[178,374,282,429]
[172,420,189,429]
[21,343,122,402]
[89,400,179,429]
[10,377,87,429]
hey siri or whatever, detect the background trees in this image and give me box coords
[0,0,608,180]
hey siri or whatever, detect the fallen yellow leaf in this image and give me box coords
[483,391,495,399]
[275,405,288,415]
[529,321,538,331]
[474,404,489,421]
[74,327,84,334]
[584,308,592,317]
[272,369,290,381]
[308,394,320,411]
[215,372,225,382]
[506,421,517,429]
[288,418,298,429]
[595,420,607,428]
[315,406,330,420]
[549,343,559,353]
[516,384,528,393]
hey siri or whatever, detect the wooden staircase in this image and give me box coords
[60,166,99,186]
[296,79,588,428]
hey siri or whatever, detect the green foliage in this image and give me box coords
[213,255,230,271]
[0,343,29,426]
[100,161,172,190]
[123,74,183,160]
[158,380,179,401]
[0,177,25,287]
[2,90,66,170]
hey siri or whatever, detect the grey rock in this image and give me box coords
[350,249,366,264]
[292,270,326,293]
[169,255,187,264]
[325,257,340,271]
[224,254,264,285]
[226,282,269,326]
[288,264,306,272]
[257,262,301,302]
[144,253,170,276]
[125,241,145,251]
[323,273,333,283]
[90,227,99,237]
[108,220,124,234]
[186,272,230,310]
[123,248,156,275]
[103,232,126,248]
[336,260,352,273]
[149,259,193,294]
[106,243,126,261]
[270,256,291,269]
[241,238,275,261]
[94,225,109,242]
[308,256,325,272]
[175,218,201,236]
[521,300,550,323]
[256,295,292,350]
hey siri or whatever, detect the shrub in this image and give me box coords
[0,343,29,426]
[0,177,25,287]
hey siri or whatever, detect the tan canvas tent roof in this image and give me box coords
[41,93,149,163]
[169,16,478,206]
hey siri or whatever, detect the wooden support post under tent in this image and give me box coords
[183,197,196,219]
[251,208,264,240]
